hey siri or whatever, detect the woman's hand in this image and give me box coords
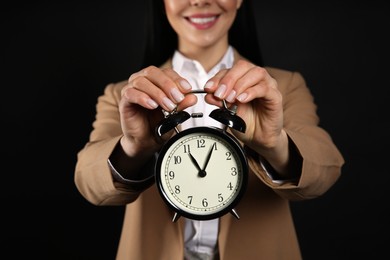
[204,59,289,174]
[118,66,196,158]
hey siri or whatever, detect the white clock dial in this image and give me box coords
[156,127,248,220]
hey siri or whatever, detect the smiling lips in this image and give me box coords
[186,15,219,30]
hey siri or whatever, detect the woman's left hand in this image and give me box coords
[204,59,289,171]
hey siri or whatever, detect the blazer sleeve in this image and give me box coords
[74,81,147,206]
[248,67,345,201]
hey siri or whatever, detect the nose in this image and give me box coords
[190,0,211,7]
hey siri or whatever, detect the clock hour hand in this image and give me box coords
[202,143,216,172]
[188,153,206,177]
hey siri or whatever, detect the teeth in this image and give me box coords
[189,16,216,24]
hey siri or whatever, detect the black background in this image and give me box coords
[2,1,389,259]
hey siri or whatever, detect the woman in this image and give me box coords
[74,0,345,259]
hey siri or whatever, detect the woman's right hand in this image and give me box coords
[118,66,196,158]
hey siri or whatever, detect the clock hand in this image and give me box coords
[188,153,206,177]
[202,143,216,172]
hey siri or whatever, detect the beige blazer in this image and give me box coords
[75,53,344,260]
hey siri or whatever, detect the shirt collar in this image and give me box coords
[172,46,234,77]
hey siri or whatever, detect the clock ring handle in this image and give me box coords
[190,90,246,133]
[155,108,191,137]
[155,91,206,137]
[155,90,246,137]
[190,90,240,115]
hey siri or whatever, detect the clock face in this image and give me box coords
[155,127,248,220]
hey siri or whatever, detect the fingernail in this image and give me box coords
[180,80,192,90]
[204,81,214,89]
[214,84,227,98]
[171,88,184,103]
[237,92,248,102]
[226,90,236,103]
[162,97,176,111]
[147,98,158,109]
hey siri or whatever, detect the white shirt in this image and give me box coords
[171,46,235,259]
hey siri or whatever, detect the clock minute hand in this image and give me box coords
[202,143,216,172]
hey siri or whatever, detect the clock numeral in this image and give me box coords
[231,167,237,176]
[168,171,175,180]
[174,156,182,164]
[187,196,193,204]
[225,151,232,160]
[183,144,191,153]
[227,182,233,191]
[197,139,206,148]
[218,193,223,202]
[174,185,181,194]
[202,198,208,207]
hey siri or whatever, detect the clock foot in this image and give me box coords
[230,208,240,220]
[172,212,181,222]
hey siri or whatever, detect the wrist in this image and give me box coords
[120,135,158,158]
[110,138,156,180]
[108,157,155,190]
[253,130,289,174]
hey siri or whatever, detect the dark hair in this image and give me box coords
[141,0,263,68]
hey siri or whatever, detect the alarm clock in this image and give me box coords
[155,91,248,222]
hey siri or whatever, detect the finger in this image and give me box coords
[204,94,224,107]
[203,70,228,93]
[210,60,256,100]
[123,81,198,112]
[236,80,281,105]
[141,66,195,111]
[202,70,228,107]
[177,94,198,111]
[143,66,194,103]
[122,86,160,110]
[140,77,177,110]
[123,66,191,111]
[235,68,279,103]
[161,68,193,93]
